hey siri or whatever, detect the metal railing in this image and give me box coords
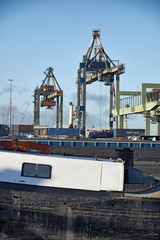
[120,95,141,109]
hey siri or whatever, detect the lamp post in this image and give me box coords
[8,79,14,135]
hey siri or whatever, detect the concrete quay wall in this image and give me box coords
[50,146,160,165]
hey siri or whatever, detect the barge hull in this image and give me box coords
[0,182,160,239]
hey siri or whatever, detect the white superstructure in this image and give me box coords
[0,151,124,192]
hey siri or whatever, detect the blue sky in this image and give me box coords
[0,0,160,132]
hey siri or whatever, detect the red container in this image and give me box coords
[18,125,33,132]
[41,100,56,107]
[0,140,51,154]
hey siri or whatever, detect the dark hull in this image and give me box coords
[0,182,160,239]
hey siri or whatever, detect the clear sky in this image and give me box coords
[0,0,160,132]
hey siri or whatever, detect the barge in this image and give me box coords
[0,150,160,239]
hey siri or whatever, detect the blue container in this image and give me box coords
[47,128,56,135]
[80,129,84,135]
[90,130,113,139]
[79,78,85,83]
[114,129,145,137]
[80,62,85,68]
[79,106,85,111]
[47,128,79,136]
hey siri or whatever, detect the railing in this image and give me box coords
[34,140,160,148]
[120,95,141,109]
[118,91,160,109]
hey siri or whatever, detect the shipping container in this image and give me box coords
[79,106,85,111]
[89,130,113,139]
[113,129,145,137]
[47,128,56,135]
[41,100,56,107]
[17,125,33,132]
[47,128,79,136]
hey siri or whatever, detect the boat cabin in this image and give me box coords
[0,151,125,192]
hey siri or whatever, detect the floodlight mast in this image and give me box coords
[76,30,125,137]
[8,79,14,135]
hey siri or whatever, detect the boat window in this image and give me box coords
[37,164,52,178]
[21,163,52,179]
[22,163,36,177]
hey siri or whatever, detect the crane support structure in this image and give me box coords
[34,67,63,128]
[112,83,160,136]
[76,30,125,137]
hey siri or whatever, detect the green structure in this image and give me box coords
[112,83,160,136]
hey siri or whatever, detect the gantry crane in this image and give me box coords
[112,83,160,136]
[34,67,63,128]
[76,30,125,137]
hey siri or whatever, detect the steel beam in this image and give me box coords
[144,111,150,136]
[118,115,123,129]
[115,75,120,135]
[34,89,40,125]
[82,55,87,137]
[86,64,125,85]
[157,121,160,136]
[56,96,59,128]
[77,70,81,130]
[109,81,114,130]
[60,95,63,128]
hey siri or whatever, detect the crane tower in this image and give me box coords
[34,67,63,128]
[76,30,125,137]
